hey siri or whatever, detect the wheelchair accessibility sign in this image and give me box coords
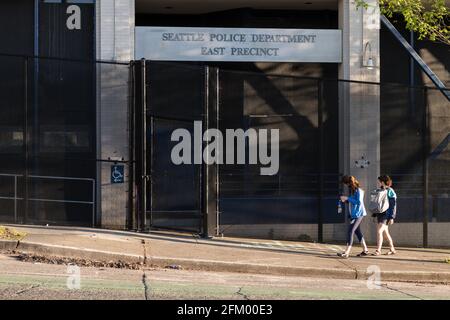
[111,165,125,184]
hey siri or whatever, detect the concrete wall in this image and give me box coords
[96,0,135,61]
[96,0,135,229]
[221,222,450,248]
[338,0,380,243]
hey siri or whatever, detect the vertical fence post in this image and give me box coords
[215,68,220,236]
[92,179,96,228]
[202,65,219,238]
[127,61,135,230]
[409,31,416,116]
[138,58,147,232]
[422,87,429,248]
[23,57,29,224]
[201,65,209,237]
[14,175,18,224]
[318,80,324,243]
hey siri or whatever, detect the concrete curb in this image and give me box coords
[0,240,19,251]
[5,240,144,264]
[148,256,357,279]
[359,270,450,283]
[1,240,449,283]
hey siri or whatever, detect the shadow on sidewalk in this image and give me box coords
[5,224,450,263]
[320,255,447,265]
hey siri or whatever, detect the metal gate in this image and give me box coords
[134,60,341,238]
[136,61,206,233]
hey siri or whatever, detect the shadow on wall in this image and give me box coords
[380,20,450,223]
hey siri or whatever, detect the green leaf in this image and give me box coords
[358,0,450,45]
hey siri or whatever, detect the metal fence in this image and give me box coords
[0,55,449,244]
[0,53,132,228]
[0,173,95,226]
[137,61,450,244]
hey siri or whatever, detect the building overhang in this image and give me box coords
[136,0,338,14]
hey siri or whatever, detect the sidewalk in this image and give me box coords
[1,224,450,283]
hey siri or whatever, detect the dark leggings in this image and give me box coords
[347,217,365,247]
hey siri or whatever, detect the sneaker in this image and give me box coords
[357,250,370,257]
[337,252,349,258]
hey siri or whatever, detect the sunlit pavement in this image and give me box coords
[2,225,450,284]
[1,254,450,300]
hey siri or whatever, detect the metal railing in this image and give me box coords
[0,173,96,227]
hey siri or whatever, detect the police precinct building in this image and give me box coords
[0,0,449,247]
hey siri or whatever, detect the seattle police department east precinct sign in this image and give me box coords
[135,27,342,63]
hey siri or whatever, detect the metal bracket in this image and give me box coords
[355,157,370,169]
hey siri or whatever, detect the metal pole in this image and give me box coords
[202,65,209,237]
[409,30,416,116]
[202,66,220,238]
[139,58,147,232]
[14,175,18,223]
[92,179,95,228]
[318,80,324,243]
[24,57,29,224]
[127,61,135,230]
[148,115,154,230]
[423,87,429,248]
[215,68,220,236]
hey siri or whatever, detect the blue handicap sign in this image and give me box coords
[111,165,125,184]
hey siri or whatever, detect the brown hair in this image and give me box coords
[341,175,360,193]
[378,175,393,187]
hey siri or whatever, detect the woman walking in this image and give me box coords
[373,175,397,256]
[338,175,369,258]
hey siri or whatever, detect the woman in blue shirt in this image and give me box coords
[338,175,369,258]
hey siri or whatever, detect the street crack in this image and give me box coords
[236,287,250,300]
[335,258,358,279]
[142,271,151,300]
[379,283,424,300]
[141,239,151,300]
[15,284,40,295]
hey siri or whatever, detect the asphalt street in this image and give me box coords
[0,254,449,300]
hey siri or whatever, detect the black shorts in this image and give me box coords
[376,213,389,225]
